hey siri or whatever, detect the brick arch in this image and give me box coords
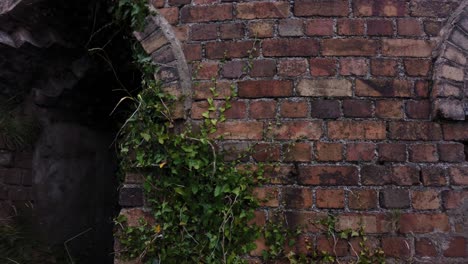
[134,6,192,119]
[432,0,468,120]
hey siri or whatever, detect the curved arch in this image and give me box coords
[432,0,468,120]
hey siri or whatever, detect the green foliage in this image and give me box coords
[111,0,151,31]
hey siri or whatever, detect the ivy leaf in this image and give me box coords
[140,132,151,141]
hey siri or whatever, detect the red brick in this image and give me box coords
[322,39,378,56]
[310,100,341,119]
[193,61,219,80]
[382,237,411,258]
[367,20,394,36]
[151,0,164,8]
[250,59,276,77]
[424,20,442,36]
[371,59,398,76]
[382,39,433,57]
[253,187,279,207]
[183,44,202,62]
[247,21,274,38]
[298,166,359,186]
[443,123,468,141]
[249,210,266,227]
[343,99,373,118]
[444,237,467,257]
[375,100,404,119]
[348,189,378,210]
[411,0,460,18]
[410,144,438,162]
[285,211,328,232]
[283,142,312,162]
[337,19,365,35]
[412,190,440,210]
[193,81,232,100]
[280,100,308,118]
[361,165,391,185]
[168,0,190,5]
[206,41,259,59]
[278,19,304,37]
[404,59,431,76]
[159,7,179,25]
[305,19,334,36]
[236,2,289,19]
[316,189,344,209]
[449,167,468,185]
[211,121,263,140]
[263,39,319,57]
[346,143,376,161]
[191,100,216,119]
[398,19,424,36]
[310,58,336,76]
[181,4,233,23]
[380,189,410,209]
[438,143,465,162]
[317,236,349,256]
[295,0,349,17]
[442,190,468,209]
[415,80,430,98]
[253,143,281,162]
[356,79,412,97]
[421,166,447,186]
[391,165,420,186]
[316,142,343,161]
[283,188,313,209]
[225,101,247,119]
[328,121,386,140]
[250,100,276,119]
[399,213,449,233]
[267,121,323,140]
[220,23,244,39]
[174,25,188,41]
[406,100,430,119]
[354,0,408,17]
[389,121,442,140]
[221,61,245,79]
[340,58,368,76]
[416,238,437,257]
[278,59,307,77]
[193,0,217,5]
[238,80,293,98]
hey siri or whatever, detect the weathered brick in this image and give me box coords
[283,142,312,162]
[247,21,274,38]
[438,65,464,82]
[190,24,217,41]
[295,0,349,17]
[415,80,430,98]
[398,19,424,36]
[354,0,407,17]
[267,121,323,140]
[348,189,378,210]
[168,0,190,5]
[310,100,341,119]
[253,187,279,207]
[211,121,263,140]
[443,237,467,257]
[263,39,319,57]
[361,165,391,185]
[443,123,468,140]
[375,100,404,119]
[382,237,412,258]
[180,4,233,23]
[317,236,349,256]
[442,190,468,209]
[406,100,430,119]
[336,214,379,233]
[250,59,277,77]
[236,2,289,19]
[219,23,244,39]
[438,143,465,162]
[298,166,359,186]
[225,101,247,119]
[391,165,420,186]
[411,0,460,18]
[283,187,313,209]
[278,19,304,37]
[278,59,307,77]
[371,59,398,76]
[297,79,352,97]
[421,166,447,186]
[328,121,386,140]
[322,39,378,56]
[416,238,437,257]
[193,61,219,80]
[252,143,280,162]
[343,99,373,118]
[140,30,168,54]
[356,79,412,97]
[316,189,344,209]
[409,144,438,162]
[389,121,442,140]
[380,189,410,209]
[222,142,250,162]
[346,143,375,162]
[206,41,258,59]
[424,20,443,36]
[412,190,440,210]
[399,213,449,233]
[316,142,343,161]
[193,81,232,100]
[367,19,394,36]
[310,58,336,77]
[449,167,468,185]
[250,100,277,119]
[305,19,334,36]
[221,61,246,79]
[159,7,179,25]
[340,58,368,76]
[238,80,293,98]
[285,211,328,232]
[382,39,433,57]
[337,19,365,35]
[280,100,308,118]
[183,44,202,62]
[443,45,467,66]
[119,187,144,207]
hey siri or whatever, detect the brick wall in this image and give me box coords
[118,0,468,262]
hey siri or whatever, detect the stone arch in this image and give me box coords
[432,0,468,120]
